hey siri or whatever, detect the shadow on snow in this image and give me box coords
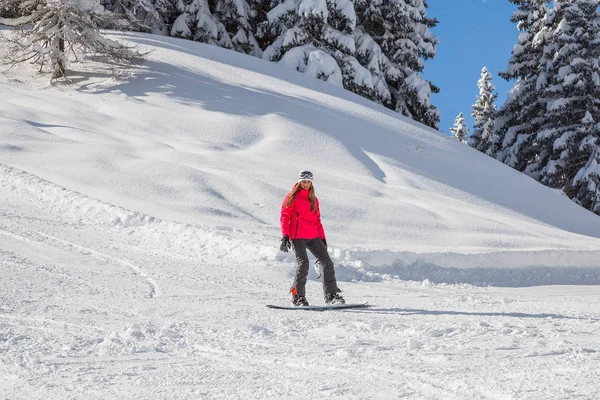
[351,307,599,321]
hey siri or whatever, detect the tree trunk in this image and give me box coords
[53,22,66,78]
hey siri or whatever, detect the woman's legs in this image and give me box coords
[291,238,342,299]
[290,239,310,296]
[306,238,341,296]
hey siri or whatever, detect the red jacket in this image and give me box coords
[280,187,326,240]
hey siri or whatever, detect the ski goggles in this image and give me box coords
[298,170,313,181]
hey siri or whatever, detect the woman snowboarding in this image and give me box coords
[279,170,344,306]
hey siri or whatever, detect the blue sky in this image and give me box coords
[424,0,520,135]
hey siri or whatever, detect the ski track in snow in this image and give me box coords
[0,227,159,299]
[1,150,600,399]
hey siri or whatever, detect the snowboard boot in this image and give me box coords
[292,295,309,307]
[324,293,345,305]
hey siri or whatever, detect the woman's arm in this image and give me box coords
[280,194,293,237]
[315,198,325,240]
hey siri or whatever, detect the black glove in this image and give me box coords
[280,235,291,252]
[322,238,327,248]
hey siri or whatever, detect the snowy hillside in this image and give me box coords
[1,32,600,399]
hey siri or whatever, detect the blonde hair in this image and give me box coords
[285,182,317,211]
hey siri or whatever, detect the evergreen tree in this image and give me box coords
[261,0,380,103]
[353,0,396,108]
[154,0,179,33]
[103,0,177,34]
[355,0,439,129]
[495,0,550,170]
[171,0,232,47]
[167,0,441,129]
[470,67,498,156]
[215,0,261,55]
[1,0,141,79]
[572,139,600,213]
[252,0,288,50]
[531,0,600,212]
[450,112,468,144]
[353,25,393,106]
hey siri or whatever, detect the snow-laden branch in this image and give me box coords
[1,0,144,79]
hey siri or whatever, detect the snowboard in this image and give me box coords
[266,303,369,311]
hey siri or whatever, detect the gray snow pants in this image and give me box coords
[290,238,341,297]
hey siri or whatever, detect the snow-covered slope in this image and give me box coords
[3,32,600,285]
[1,33,600,399]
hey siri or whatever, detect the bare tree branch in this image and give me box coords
[0,0,144,79]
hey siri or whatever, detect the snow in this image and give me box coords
[278,45,344,87]
[298,0,328,21]
[593,71,600,86]
[1,32,600,398]
[580,133,597,149]
[197,13,220,40]
[343,56,373,88]
[556,17,570,36]
[405,71,432,107]
[563,73,579,86]
[548,97,571,111]
[266,0,296,23]
[324,26,355,53]
[413,22,436,56]
[282,26,309,49]
[574,156,600,186]
[553,130,576,151]
[170,14,191,37]
[512,42,525,56]
[279,45,309,71]
[305,49,343,85]
[532,28,547,47]
[333,0,356,29]
[558,65,572,80]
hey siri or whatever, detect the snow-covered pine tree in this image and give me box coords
[171,0,232,47]
[450,112,468,144]
[1,0,141,79]
[530,0,600,213]
[153,0,180,33]
[170,0,259,55]
[99,0,176,34]
[470,67,498,156]
[353,25,392,107]
[495,0,550,170]
[356,0,439,129]
[215,0,261,55]
[252,0,287,50]
[261,0,381,104]
[353,0,395,108]
[572,140,600,213]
